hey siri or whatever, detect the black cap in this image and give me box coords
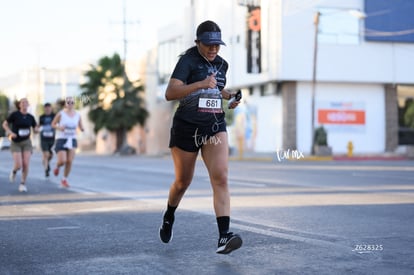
[197,31,226,46]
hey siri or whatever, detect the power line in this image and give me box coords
[108,0,140,63]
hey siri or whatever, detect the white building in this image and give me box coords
[146,0,414,156]
[0,66,88,112]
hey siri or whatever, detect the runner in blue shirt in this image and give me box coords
[39,102,56,177]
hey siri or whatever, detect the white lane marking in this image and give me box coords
[202,176,269,187]
[231,222,349,251]
[229,181,267,188]
[352,172,414,181]
[47,226,80,230]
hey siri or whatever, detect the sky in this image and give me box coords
[0,0,187,78]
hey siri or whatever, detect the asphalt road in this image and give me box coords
[0,150,413,275]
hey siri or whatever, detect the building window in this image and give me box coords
[260,84,265,96]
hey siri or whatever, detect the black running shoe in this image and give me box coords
[45,164,50,177]
[216,232,242,254]
[159,220,173,243]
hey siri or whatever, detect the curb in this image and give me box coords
[229,156,274,162]
[332,155,408,161]
[229,155,410,162]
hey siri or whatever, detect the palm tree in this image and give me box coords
[80,53,149,154]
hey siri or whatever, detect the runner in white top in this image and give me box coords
[51,97,84,188]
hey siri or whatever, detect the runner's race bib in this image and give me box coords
[42,131,54,137]
[18,128,30,137]
[63,127,77,137]
[198,89,222,113]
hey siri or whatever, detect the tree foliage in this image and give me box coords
[314,125,328,146]
[0,93,10,136]
[404,99,414,128]
[80,53,149,151]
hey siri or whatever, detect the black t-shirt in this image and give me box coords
[171,47,229,126]
[6,111,37,142]
[39,113,56,141]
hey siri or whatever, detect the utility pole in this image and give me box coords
[110,0,140,77]
[310,11,320,155]
[116,0,140,154]
[122,0,128,69]
[122,0,128,92]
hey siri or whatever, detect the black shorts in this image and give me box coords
[55,138,78,152]
[40,139,55,152]
[169,119,226,152]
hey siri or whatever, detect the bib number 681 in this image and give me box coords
[206,99,218,108]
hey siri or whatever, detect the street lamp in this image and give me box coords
[310,9,366,155]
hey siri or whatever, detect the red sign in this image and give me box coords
[248,8,261,31]
[318,109,365,125]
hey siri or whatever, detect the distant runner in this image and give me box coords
[39,102,56,177]
[51,97,84,188]
[2,98,39,192]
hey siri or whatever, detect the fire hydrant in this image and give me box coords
[347,141,354,157]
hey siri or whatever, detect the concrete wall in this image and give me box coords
[281,0,414,83]
[297,82,385,154]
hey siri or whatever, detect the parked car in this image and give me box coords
[0,136,11,150]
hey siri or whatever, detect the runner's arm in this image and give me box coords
[165,74,217,101]
[51,112,64,131]
[2,120,16,139]
[78,116,84,132]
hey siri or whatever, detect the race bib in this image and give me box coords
[198,92,222,113]
[64,127,76,137]
[42,131,54,138]
[18,128,30,137]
